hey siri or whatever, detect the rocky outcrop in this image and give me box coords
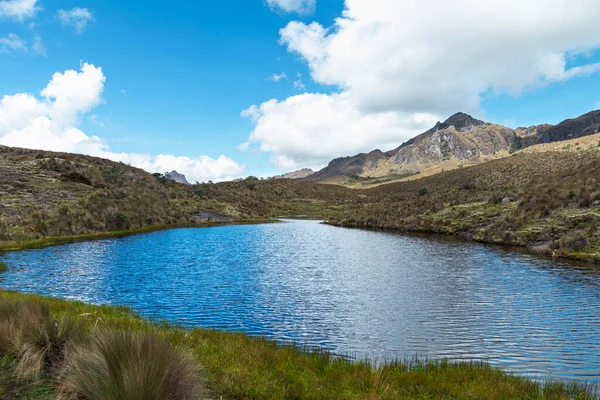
[164,170,189,184]
[307,112,515,181]
[533,110,600,144]
[307,110,600,184]
[271,168,315,180]
[386,113,515,174]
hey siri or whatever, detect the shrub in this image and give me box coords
[61,330,201,400]
[61,172,93,186]
[194,185,209,198]
[556,232,589,252]
[418,188,429,196]
[106,212,130,231]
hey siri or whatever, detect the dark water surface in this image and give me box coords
[1,220,599,382]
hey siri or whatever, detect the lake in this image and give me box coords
[1,220,599,382]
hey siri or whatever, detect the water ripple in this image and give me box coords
[1,220,600,382]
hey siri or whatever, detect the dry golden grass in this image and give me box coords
[61,330,202,400]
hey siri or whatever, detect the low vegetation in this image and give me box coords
[329,151,600,263]
[0,145,356,247]
[3,143,600,263]
[0,291,593,399]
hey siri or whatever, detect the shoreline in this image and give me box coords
[0,290,593,399]
[3,215,597,267]
[323,220,600,266]
[0,218,279,253]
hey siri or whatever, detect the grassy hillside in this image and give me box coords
[330,149,600,263]
[0,146,357,245]
[0,290,593,400]
[3,143,600,263]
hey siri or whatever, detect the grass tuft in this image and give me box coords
[0,291,596,399]
[0,297,87,379]
[61,329,202,400]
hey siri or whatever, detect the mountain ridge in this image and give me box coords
[305,110,600,185]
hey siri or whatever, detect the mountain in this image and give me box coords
[520,110,600,147]
[164,170,189,184]
[307,110,600,185]
[271,168,315,180]
[306,112,515,182]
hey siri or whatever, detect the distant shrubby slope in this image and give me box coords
[330,149,600,262]
[0,146,355,242]
[2,136,600,263]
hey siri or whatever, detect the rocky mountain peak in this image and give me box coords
[435,112,486,132]
[164,170,189,184]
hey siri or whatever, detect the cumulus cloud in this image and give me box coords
[244,0,600,170]
[267,72,288,82]
[265,0,315,14]
[241,92,437,170]
[0,0,38,21]
[0,63,245,182]
[0,33,26,53]
[57,7,94,34]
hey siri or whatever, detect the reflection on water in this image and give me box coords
[1,220,600,382]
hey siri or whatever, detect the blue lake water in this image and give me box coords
[1,220,599,382]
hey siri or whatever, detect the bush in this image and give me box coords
[556,232,589,252]
[106,212,131,231]
[418,188,429,196]
[61,330,201,400]
[61,172,93,186]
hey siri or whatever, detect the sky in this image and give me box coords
[1,0,600,182]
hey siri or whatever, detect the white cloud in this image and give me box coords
[0,63,245,182]
[0,33,26,53]
[0,33,46,56]
[241,92,437,170]
[265,0,315,14]
[57,7,94,34]
[31,34,45,56]
[0,0,38,21]
[267,72,288,82]
[293,79,306,91]
[244,0,600,170]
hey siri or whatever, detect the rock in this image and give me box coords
[164,170,189,184]
[591,200,600,207]
[501,197,513,204]
[270,168,315,180]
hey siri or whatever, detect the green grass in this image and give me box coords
[0,290,594,399]
[0,355,54,400]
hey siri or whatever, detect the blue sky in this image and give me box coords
[1,0,600,181]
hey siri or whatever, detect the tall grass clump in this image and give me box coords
[61,330,201,400]
[0,296,86,379]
